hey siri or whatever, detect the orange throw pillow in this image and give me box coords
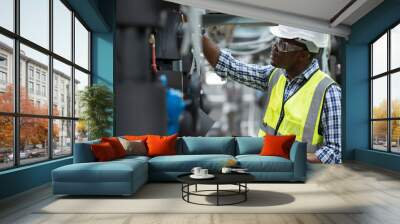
[91,142,117,161]
[101,137,127,158]
[260,134,296,159]
[146,134,177,157]
[124,135,148,142]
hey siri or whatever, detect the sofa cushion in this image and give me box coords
[114,155,150,164]
[236,155,293,172]
[180,137,235,155]
[149,154,235,172]
[124,135,148,142]
[101,137,127,158]
[147,134,177,157]
[52,159,147,183]
[235,137,263,155]
[91,142,118,161]
[118,137,147,156]
[260,134,295,159]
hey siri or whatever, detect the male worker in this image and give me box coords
[202,25,341,164]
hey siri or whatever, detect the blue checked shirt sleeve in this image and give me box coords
[214,49,274,91]
[315,84,342,164]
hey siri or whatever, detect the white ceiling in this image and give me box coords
[164,0,384,37]
[225,0,352,22]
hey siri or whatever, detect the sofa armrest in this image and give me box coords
[73,140,100,163]
[289,141,307,182]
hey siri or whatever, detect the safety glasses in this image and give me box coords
[272,39,305,53]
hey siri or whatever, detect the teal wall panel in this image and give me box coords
[92,32,114,90]
[0,158,72,199]
[355,149,400,172]
[65,0,110,32]
[345,0,400,171]
[343,45,370,159]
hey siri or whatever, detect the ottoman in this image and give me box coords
[52,157,148,196]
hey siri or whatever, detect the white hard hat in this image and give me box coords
[270,25,329,53]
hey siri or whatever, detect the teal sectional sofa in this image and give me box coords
[52,137,307,196]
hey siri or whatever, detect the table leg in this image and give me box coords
[217,184,219,206]
[187,184,190,202]
[181,184,183,199]
[245,183,247,201]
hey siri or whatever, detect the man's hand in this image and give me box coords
[307,153,322,163]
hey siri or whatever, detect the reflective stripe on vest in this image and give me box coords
[258,69,335,152]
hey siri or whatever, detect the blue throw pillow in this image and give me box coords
[235,137,263,155]
[181,137,235,155]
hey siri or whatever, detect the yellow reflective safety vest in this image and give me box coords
[258,69,336,152]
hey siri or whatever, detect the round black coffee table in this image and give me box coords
[177,173,255,206]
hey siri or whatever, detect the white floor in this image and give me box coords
[1,162,400,224]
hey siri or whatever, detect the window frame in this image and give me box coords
[370,20,400,154]
[0,0,92,171]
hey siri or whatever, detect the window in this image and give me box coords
[0,55,7,67]
[0,71,6,85]
[371,23,400,153]
[35,70,41,81]
[0,116,13,170]
[28,81,34,94]
[53,0,72,60]
[28,67,34,80]
[0,0,91,170]
[0,35,13,113]
[41,73,46,83]
[53,119,72,158]
[0,54,8,89]
[20,0,49,49]
[20,117,49,165]
[42,85,46,97]
[0,54,7,88]
[36,83,40,95]
[75,18,89,70]
[53,59,72,117]
[74,69,89,118]
[0,0,14,32]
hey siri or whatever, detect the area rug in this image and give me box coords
[37,183,362,214]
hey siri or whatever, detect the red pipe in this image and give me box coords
[149,34,158,75]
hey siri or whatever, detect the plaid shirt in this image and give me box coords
[215,49,342,164]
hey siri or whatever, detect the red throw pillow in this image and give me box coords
[91,142,117,161]
[101,137,127,158]
[260,134,296,159]
[146,134,177,157]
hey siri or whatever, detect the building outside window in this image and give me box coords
[54,88,58,102]
[0,54,7,67]
[28,81,34,94]
[0,0,91,170]
[0,71,6,85]
[28,67,34,80]
[35,70,40,81]
[371,23,400,153]
[41,73,46,83]
[42,85,46,97]
[0,55,7,89]
[36,83,40,95]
